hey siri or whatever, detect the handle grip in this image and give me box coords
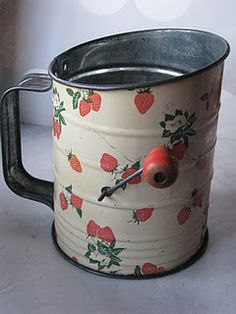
[0,72,54,209]
[143,145,179,188]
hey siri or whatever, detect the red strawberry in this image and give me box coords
[88,92,101,112]
[171,143,187,160]
[121,168,141,184]
[142,262,158,275]
[196,156,207,170]
[135,89,154,114]
[100,153,118,172]
[79,99,91,117]
[132,207,154,224]
[87,220,101,237]
[70,195,83,209]
[71,256,78,263]
[177,207,191,225]
[193,191,203,208]
[60,192,68,210]
[98,226,115,243]
[53,119,61,139]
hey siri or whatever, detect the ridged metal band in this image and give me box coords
[51,222,208,280]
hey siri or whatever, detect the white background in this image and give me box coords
[0,0,235,125]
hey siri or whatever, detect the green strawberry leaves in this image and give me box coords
[84,237,124,271]
[76,208,82,218]
[66,88,74,96]
[134,265,142,276]
[53,88,67,132]
[72,91,81,109]
[159,108,197,153]
[131,160,141,170]
[65,185,73,194]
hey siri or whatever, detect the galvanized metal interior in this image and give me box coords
[49,28,230,90]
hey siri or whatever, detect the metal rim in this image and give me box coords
[48,28,230,91]
[51,222,208,280]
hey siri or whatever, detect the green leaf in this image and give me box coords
[59,114,66,126]
[184,111,189,119]
[112,248,123,255]
[192,188,198,198]
[72,91,81,110]
[164,113,175,121]
[107,260,113,269]
[53,87,57,95]
[66,88,74,96]
[59,101,64,108]
[162,129,171,138]
[160,121,166,128]
[171,128,183,142]
[111,260,120,266]
[76,208,82,218]
[89,258,99,264]
[184,113,197,129]
[184,128,196,136]
[109,254,122,263]
[109,239,116,250]
[134,265,142,276]
[131,160,140,170]
[97,240,109,255]
[98,263,106,271]
[65,185,73,194]
[115,179,121,185]
[56,108,66,115]
[182,135,189,147]
[84,251,91,258]
[88,243,96,252]
[175,109,183,116]
[121,183,127,191]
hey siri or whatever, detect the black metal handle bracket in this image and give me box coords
[0,72,54,209]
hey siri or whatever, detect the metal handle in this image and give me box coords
[0,72,54,209]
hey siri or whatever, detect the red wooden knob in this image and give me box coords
[143,146,179,188]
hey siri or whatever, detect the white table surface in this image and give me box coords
[0,91,235,314]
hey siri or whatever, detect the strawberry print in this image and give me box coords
[53,119,61,139]
[177,188,203,225]
[160,108,197,160]
[88,90,102,112]
[100,153,118,172]
[134,88,154,114]
[98,227,115,243]
[177,207,191,225]
[71,256,78,263]
[130,207,154,224]
[79,99,91,117]
[85,220,124,272]
[52,86,66,139]
[87,220,101,237]
[59,185,83,217]
[66,149,82,173]
[134,263,165,276]
[66,88,102,116]
[60,192,68,210]
[100,153,142,190]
